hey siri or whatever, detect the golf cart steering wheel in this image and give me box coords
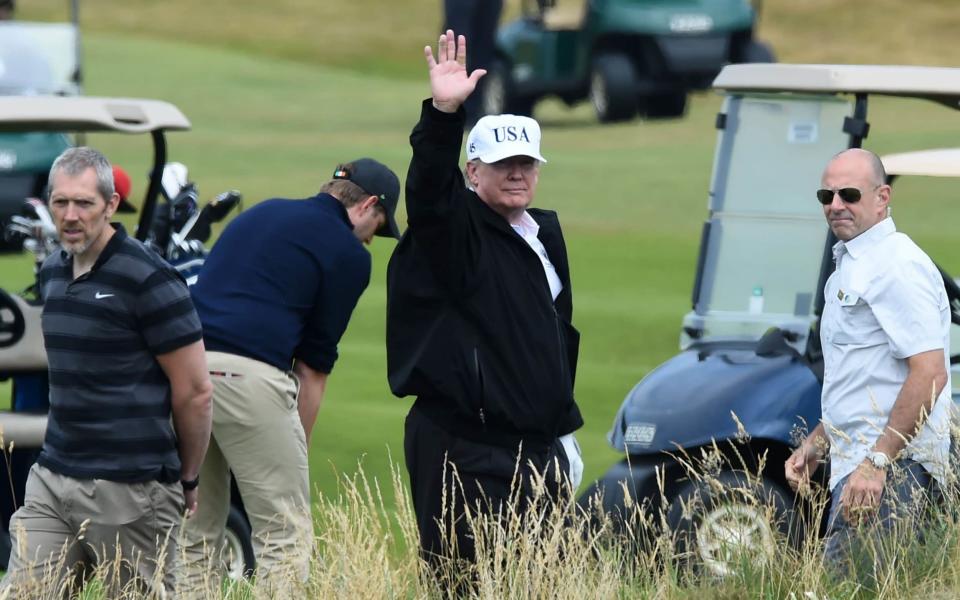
[0,288,26,348]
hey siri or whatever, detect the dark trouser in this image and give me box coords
[443,0,504,124]
[824,459,940,580]
[404,401,570,566]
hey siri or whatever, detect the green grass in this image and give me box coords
[4,9,960,507]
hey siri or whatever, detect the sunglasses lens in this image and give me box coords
[816,188,862,205]
[837,188,861,203]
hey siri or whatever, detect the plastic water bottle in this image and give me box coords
[749,286,764,314]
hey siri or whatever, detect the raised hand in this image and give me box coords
[425,30,486,114]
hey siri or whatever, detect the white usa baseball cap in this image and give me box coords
[466,114,547,164]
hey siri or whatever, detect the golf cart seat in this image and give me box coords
[542,0,585,30]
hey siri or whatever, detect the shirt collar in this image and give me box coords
[510,210,540,238]
[314,193,354,230]
[832,217,896,261]
[58,222,127,272]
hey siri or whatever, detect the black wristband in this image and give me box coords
[181,474,200,491]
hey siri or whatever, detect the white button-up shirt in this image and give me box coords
[511,211,563,301]
[820,217,951,489]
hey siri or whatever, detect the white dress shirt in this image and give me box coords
[820,218,952,489]
[511,211,563,301]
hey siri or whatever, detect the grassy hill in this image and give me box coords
[5,1,960,502]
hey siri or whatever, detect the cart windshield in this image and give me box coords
[682,93,853,350]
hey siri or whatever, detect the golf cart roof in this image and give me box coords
[881,148,960,178]
[714,64,960,109]
[0,96,191,133]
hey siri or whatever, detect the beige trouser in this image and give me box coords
[0,464,183,598]
[179,351,313,596]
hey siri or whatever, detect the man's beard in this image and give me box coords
[60,235,95,257]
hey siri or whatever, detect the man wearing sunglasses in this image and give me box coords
[785,148,951,567]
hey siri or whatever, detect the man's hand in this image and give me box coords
[839,461,886,525]
[784,424,827,494]
[784,442,822,494]
[292,360,328,444]
[425,29,486,113]
[184,488,199,517]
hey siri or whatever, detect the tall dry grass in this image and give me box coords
[3,445,959,599]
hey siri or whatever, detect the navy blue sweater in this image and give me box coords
[192,194,371,373]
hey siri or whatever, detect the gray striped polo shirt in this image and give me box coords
[37,225,202,483]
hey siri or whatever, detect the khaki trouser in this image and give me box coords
[179,351,312,596]
[0,464,183,598]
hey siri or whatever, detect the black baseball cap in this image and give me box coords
[332,158,400,239]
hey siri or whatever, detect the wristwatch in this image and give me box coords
[181,474,200,490]
[866,451,890,470]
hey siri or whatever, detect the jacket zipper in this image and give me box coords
[553,306,570,390]
[473,347,487,427]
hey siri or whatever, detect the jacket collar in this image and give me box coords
[314,193,354,231]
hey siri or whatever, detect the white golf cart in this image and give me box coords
[0,0,83,96]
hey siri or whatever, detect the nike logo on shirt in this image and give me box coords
[95,291,114,299]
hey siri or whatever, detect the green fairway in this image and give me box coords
[3,27,960,506]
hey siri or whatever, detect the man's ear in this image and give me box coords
[361,195,379,213]
[105,192,121,218]
[877,184,892,212]
[465,162,478,187]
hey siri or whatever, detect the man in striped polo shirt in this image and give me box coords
[1,147,213,596]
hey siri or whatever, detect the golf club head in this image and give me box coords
[161,162,189,201]
[183,190,242,244]
[205,190,242,223]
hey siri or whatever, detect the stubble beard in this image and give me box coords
[60,234,95,257]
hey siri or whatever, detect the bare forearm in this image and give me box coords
[293,361,328,443]
[172,386,212,479]
[157,341,213,481]
[874,366,946,457]
[804,422,829,454]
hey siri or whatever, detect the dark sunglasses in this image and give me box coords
[815,185,879,205]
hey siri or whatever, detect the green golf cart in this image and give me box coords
[483,0,774,122]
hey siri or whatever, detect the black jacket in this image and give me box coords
[386,100,583,447]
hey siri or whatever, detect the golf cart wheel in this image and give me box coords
[666,471,796,577]
[589,53,637,123]
[482,62,533,117]
[0,289,26,348]
[221,506,255,580]
[643,92,688,119]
